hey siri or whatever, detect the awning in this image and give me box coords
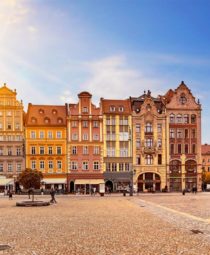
[42,178,66,184]
[75,179,105,185]
[0,178,14,186]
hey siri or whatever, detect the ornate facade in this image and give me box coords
[131,90,167,192]
[165,81,202,191]
[67,92,104,193]
[0,84,25,192]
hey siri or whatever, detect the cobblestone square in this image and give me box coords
[1,193,210,255]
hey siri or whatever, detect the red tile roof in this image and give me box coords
[100,99,131,114]
[25,104,67,126]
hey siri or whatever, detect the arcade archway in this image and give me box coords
[137,172,161,192]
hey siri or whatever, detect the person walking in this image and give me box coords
[50,188,57,203]
[8,190,13,200]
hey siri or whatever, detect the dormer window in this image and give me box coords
[52,109,57,115]
[39,109,44,114]
[119,106,124,112]
[44,117,50,123]
[82,107,88,113]
[31,117,37,123]
[57,118,63,124]
[110,106,115,112]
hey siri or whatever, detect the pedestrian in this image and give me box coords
[8,190,13,200]
[182,188,185,195]
[93,187,96,195]
[50,188,57,203]
[41,188,44,196]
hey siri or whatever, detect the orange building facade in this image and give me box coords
[25,104,67,191]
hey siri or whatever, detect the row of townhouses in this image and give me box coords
[0,81,203,193]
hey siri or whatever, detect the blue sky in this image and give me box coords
[0,0,210,142]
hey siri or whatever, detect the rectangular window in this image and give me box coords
[112,163,117,172]
[106,163,111,171]
[185,129,189,138]
[40,161,45,170]
[83,133,88,140]
[170,144,174,154]
[56,131,62,138]
[157,124,162,133]
[0,163,3,172]
[0,123,2,129]
[158,154,162,165]
[31,147,36,155]
[56,147,62,155]
[31,160,36,170]
[185,144,189,154]
[158,139,162,149]
[136,155,141,165]
[0,136,3,141]
[48,147,53,155]
[40,147,45,155]
[136,124,140,133]
[17,163,22,172]
[57,160,62,170]
[82,107,88,113]
[119,163,124,171]
[7,111,12,116]
[72,146,77,155]
[177,129,183,139]
[169,129,175,138]
[48,161,53,169]
[15,123,20,130]
[125,163,130,171]
[83,121,88,128]
[83,146,88,155]
[16,147,21,156]
[93,146,100,155]
[48,131,53,139]
[39,131,44,139]
[8,163,12,172]
[30,131,36,139]
[136,139,141,149]
[71,162,78,170]
[145,138,153,148]
[71,121,78,127]
[93,161,99,170]
[93,121,99,128]
[82,161,88,170]
[0,147,3,155]
[93,134,99,140]
[191,129,196,138]
[192,144,196,154]
[8,147,12,156]
[178,144,182,154]
[72,133,78,140]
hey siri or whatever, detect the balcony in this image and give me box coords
[142,146,156,154]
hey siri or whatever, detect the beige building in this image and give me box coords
[130,90,167,192]
[0,83,25,192]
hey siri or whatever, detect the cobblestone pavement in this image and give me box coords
[0,194,210,255]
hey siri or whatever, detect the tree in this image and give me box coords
[18,168,43,201]
[203,171,210,184]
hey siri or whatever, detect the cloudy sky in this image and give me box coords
[0,0,210,142]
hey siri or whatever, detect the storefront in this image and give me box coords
[169,160,182,192]
[104,172,132,192]
[74,179,105,194]
[137,172,161,192]
[42,178,66,192]
[0,176,14,193]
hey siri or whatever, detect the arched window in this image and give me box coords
[57,118,63,124]
[145,155,153,165]
[31,117,37,123]
[44,117,50,124]
[176,114,182,123]
[185,160,197,174]
[170,114,175,123]
[145,123,152,133]
[169,160,181,174]
[191,114,196,124]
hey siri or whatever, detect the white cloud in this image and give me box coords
[82,55,167,102]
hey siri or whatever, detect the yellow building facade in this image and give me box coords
[25,104,67,190]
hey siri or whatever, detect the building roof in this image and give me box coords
[202,144,210,155]
[25,104,67,126]
[100,99,131,114]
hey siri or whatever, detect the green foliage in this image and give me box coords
[18,168,43,189]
